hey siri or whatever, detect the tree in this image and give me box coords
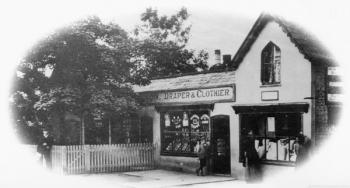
[11,16,142,144]
[133,7,209,78]
[11,8,209,144]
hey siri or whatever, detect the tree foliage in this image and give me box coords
[11,16,141,143]
[133,7,209,78]
[11,8,209,144]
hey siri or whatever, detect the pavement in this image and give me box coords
[1,146,244,188]
[75,169,244,188]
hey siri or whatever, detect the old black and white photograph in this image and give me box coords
[0,0,349,187]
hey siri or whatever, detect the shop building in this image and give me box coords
[133,13,340,179]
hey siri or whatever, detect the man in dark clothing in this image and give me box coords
[242,130,266,183]
[37,130,54,169]
[196,140,208,176]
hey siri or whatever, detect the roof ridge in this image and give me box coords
[231,13,336,68]
[151,69,235,80]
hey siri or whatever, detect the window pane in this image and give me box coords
[274,58,281,83]
[261,42,281,84]
[266,138,278,160]
[161,110,210,156]
[277,138,289,161]
[276,114,301,136]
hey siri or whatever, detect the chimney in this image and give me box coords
[223,54,232,66]
[214,49,221,64]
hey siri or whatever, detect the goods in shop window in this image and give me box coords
[200,114,210,131]
[173,116,182,129]
[174,141,182,151]
[191,114,200,129]
[165,113,171,127]
[201,114,210,124]
[181,142,189,152]
[183,112,189,127]
[182,127,189,132]
[193,142,199,153]
[166,142,173,151]
[182,132,189,137]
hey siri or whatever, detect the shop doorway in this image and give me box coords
[210,115,230,174]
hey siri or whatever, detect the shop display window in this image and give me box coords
[240,113,301,163]
[161,110,210,156]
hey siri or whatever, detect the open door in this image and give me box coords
[210,115,230,174]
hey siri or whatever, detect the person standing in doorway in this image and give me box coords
[37,129,54,169]
[196,139,208,176]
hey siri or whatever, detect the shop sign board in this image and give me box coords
[142,86,235,104]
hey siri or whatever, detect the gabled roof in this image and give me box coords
[231,13,336,69]
[133,71,235,93]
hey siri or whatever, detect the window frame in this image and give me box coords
[261,41,281,86]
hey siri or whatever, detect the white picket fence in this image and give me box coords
[51,143,156,174]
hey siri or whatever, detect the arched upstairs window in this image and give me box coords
[261,42,281,85]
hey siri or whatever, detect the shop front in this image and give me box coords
[233,103,309,166]
[134,72,236,175]
[134,13,339,180]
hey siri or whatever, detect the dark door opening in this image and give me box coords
[210,115,230,174]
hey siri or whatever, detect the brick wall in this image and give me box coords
[312,63,329,145]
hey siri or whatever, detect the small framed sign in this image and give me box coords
[261,91,279,101]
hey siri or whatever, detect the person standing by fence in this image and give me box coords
[37,129,53,169]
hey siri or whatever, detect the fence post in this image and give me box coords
[84,145,90,173]
[153,143,157,169]
[63,146,68,174]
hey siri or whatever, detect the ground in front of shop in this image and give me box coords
[78,169,242,188]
